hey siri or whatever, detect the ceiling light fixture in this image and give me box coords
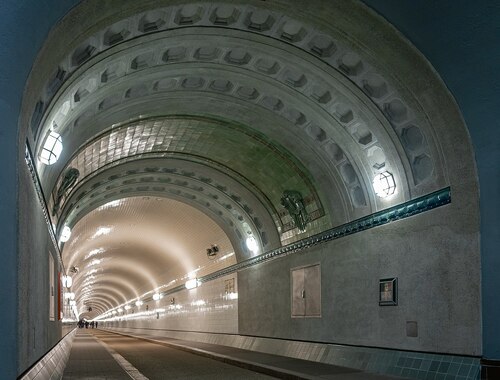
[153,293,162,301]
[185,279,200,290]
[373,171,396,198]
[62,275,73,288]
[245,236,259,255]
[60,226,71,242]
[39,131,63,165]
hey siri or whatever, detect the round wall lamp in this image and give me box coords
[62,275,73,288]
[153,293,162,301]
[39,130,63,165]
[60,226,72,242]
[245,236,259,255]
[373,171,396,198]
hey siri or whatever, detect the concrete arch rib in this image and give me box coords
[10,0,485,373]
[37,28,412,213]
[23,0,449,209]
[58,155,281,257]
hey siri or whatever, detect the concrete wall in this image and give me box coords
[102,194,480,357]
[238,203,481,356]
[359,0,499,358]
[18,159,63,374]
[19,328,76,380]
[0,1,79,377]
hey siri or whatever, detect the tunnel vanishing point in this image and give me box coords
[1,1,499,379]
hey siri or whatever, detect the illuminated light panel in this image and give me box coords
[153,293,162,301]
[92,226,112,238]
[185,279,200,290]
[218,252,235,261]
[246,236,259,255]
[93,250,239,321]
[373,171,396,198]
[85,248,105,259]
[62,275,73,288]
[64,292,75,300]
[99,199,124,209]
[87,259,102,267]
[226,292,238,300]
[39,131,63,165]
[60,226,71,243]
[191,299,206,306]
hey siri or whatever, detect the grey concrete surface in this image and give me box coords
[95,329,405,379]
[18,158,63,374]
[63,329,276,379]
[239,204,481,356]
[63,330,130,379]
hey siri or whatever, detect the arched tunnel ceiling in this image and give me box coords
[62,196,237,318]
[21,0,455,319]
[50,115,326,251]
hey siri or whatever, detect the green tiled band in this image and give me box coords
[200,186,451,284]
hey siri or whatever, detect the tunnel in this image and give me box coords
[1,1,499,379]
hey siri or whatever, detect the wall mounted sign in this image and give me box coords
[379,278,398,306]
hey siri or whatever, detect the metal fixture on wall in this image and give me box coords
[52,167,79,216]
[280,190,309,231]
[206,244,219,258]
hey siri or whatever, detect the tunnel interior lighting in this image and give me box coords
[85,248,105,259]
[60,226,71,243]
[100,199,123,209]
[245,236,259,255]
[153,293,162,301]
[88,259,101,267]
[62,275,73,288]
[373,171,396,198]
[185,279,199,290]
[226,292,239,300]
[135,300,143,307]
[64,292,75,300]
[39,131,63,165]
[93,226,112,238]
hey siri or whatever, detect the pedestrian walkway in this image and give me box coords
[63,329,132,379]
[62,329,406,379]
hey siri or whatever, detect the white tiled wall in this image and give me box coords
[104,274,238,334]
[19,328,76,380]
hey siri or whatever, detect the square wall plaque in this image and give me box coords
[379,277,398,306]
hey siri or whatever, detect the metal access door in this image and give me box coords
[291,264,321,318]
